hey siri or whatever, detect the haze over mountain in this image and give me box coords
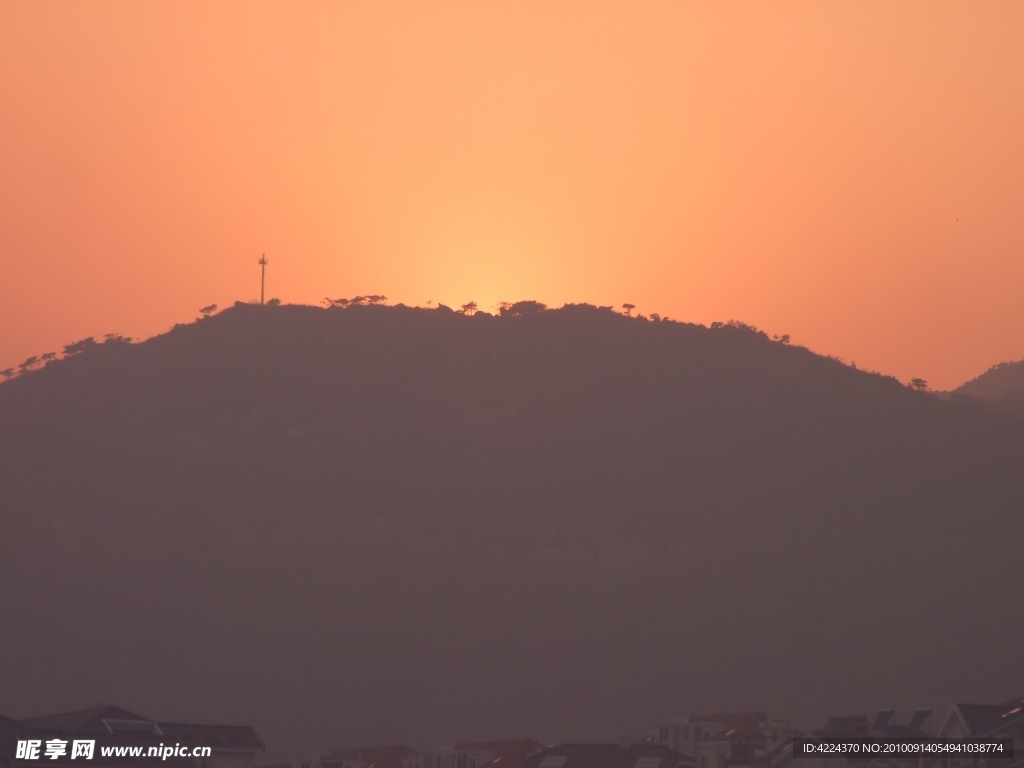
[1,302,1022,761]
[955,358,1024,418]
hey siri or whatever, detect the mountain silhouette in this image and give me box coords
[955,357,1024,417]
[1,302,1022,760]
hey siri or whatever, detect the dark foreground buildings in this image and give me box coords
[0,705,263,768]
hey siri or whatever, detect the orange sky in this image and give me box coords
[2,1,1023,390]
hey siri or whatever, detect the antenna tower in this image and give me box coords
[259,255,268,305]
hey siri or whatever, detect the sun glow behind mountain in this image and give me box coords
[2,1,1024,389]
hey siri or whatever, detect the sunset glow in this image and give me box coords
[3,1,1023,389]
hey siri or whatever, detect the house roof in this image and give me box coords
[16,706,264,752]
[815,717,867,738]
[690,714,769,727]
[726,738,796,768]
[690,714,775,743]
[956,700,1024,736]
[815,712,934,742]
[905,710,932,733]
[456,739,545,768]
[525,743,696,768]
[688,714,775,745]
[20,706,151,732]
[321,745,418,768]
[157,722,265,750]
[879,726,933,742]
[454,741,544,754]
[709,726,767,744]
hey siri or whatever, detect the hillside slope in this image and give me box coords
[956,357,1024,416]
[1,302,1022,757]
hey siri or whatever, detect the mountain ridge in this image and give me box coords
[954,356,1024,417]
[1,302,1022,760]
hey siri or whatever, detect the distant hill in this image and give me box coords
[955,358,1024,417]
[1,302,1023,759]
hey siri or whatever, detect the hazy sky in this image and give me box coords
[2,1,1023,390]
